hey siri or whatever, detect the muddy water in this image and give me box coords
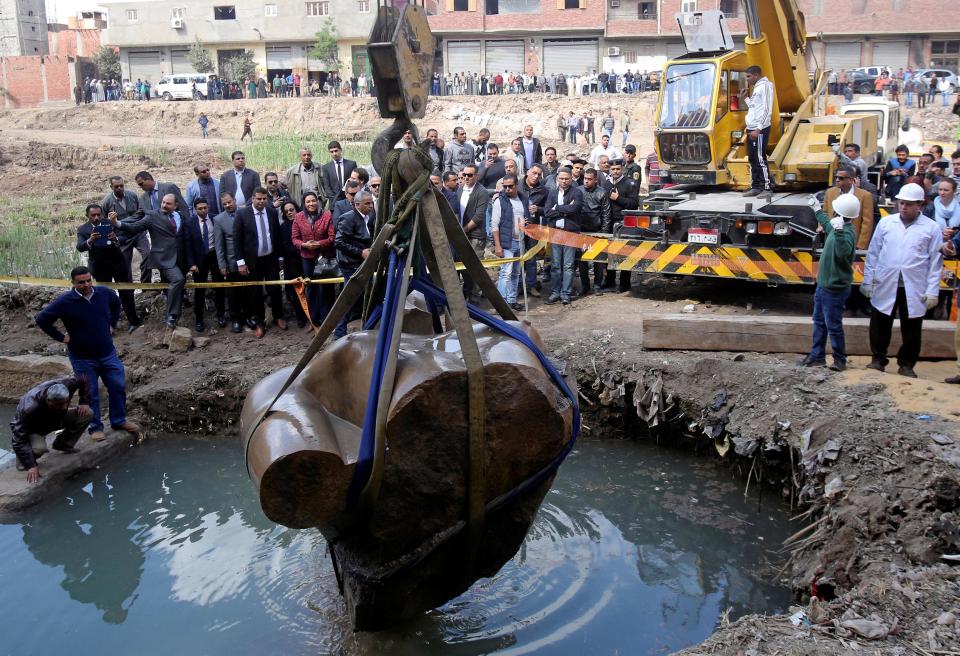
[0,421,792,655]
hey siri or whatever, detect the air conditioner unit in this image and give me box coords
[609,0,620,7]
[607,46,621,57]
[171,17,183,28]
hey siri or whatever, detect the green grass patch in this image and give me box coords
[0,195,85,279]
[217,132,372,175]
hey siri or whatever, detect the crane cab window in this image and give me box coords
[715,70,728,122]
[659,62,715,129]
[728,70,747,111]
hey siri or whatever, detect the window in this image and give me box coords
[213,6,236,20]
[624,50,636,64]
[358,0,370,11]
[563,0,580,8]
[638,2,656,19]
[453,0,469,9]
[306,1,329,16]
[27,10,34,16]
[172,7,185,19]
[715,70,728,122]
[931,40,960,70]
[126,9,138,21]
[719,0,738,17]
[680,0,697,12]
[264,3,277,15]
[659,62,714,128]
[729,70,747,111]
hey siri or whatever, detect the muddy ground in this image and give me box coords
[1,98,960,654]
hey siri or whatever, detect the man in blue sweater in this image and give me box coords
[35,266,140,442]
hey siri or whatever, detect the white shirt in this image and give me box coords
[233,169,246,206]
[197,214,215,251]
[460,185,473,218]
[555,187,566,229]
[863,214,943,318]
[589,145,622,166]
[237,207,271,266]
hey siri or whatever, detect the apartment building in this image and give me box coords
[428,0,960,76]
[101,0,377,82]
[0,0,49,56]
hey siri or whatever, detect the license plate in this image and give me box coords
[688,228,718,244]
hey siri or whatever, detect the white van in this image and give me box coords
[154,74,209,100]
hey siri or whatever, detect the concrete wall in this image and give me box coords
[0,0,49,56]
[0,55,82,107]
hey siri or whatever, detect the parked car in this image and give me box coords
[154,74,209,101]
[914,68,958,92]
[849,70,879,95]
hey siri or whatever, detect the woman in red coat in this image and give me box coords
[291,191,336,328]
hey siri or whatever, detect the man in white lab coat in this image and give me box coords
[862,183,944,378]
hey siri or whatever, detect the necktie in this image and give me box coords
[201,218,210,251]
[257,211,269,257]
[336,161,343,189]
[152,190,159,209]
[167,212,177,232]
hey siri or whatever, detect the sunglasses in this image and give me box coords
[835,175,850,180]
[462,173,475,177]
[370,183,381,188]
[502,184,515,189]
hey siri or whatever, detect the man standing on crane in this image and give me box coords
[739,65,774,197]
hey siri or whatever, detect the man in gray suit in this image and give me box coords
[134,170,189,218]
[109,193,187,329]
[219,150,261,207]
[101,175,152,284]
[212,192,246,333]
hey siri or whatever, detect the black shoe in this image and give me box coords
[195,321,206,333]
[798,357,826,367]
[545,295,560,304]
[897,365,918,378]
[231,321,243,334]
[592,285,604,295]
[561,298,571,305]
[866,359,886,372]
[742,188,762,197]
[216,315,228,328]
[945,375,960,384]
[509,302,523,311]
[246,318,257,329]
[165,317,177,329]
[829,361,847,372]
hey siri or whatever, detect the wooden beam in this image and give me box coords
[641,314,957,359]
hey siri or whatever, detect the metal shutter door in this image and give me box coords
[127,50,164,81]
[542,39,599,75]
[824,42,861,70]
[170,49,194,73]
[484,40,524,75]
[266,45,293,69]
[666,42,687,59]
[872,41,910,69]
[447,40,481,74]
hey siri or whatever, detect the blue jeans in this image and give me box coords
[550,245,576,301]
[496,242,522,304]
[943,91,950,106]
[70,351,127,432]
[809,286,850,364]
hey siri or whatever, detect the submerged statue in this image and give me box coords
[241,302,575,630]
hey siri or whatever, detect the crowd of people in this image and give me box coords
[828,66,957,108]
[430,70,659,97]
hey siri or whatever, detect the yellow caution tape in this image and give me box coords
[0,242,546,291]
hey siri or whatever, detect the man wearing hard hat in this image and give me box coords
[862,182,944,378]
[800,193,859,371]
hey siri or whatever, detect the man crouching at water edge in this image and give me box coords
[34,266,141,450]
[10,377,92,483]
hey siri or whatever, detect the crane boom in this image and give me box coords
[741,0,809,112]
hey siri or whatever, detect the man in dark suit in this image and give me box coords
[76,203,142,331]
[458,164,491,301]
[332,180,362,227]
[233,186,286,338]
[134,170,189,218]
[101,175,151,284]
[543,166,583,305]
[604,159,639,292]
[182,197,227,333]
[321,140,357,209]
[109,193,187,328]
[334,190,376,338]
[219,150,261,208]
[440,171,461,218]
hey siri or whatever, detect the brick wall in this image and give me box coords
[0,55,79,108]
[48,28,102,57]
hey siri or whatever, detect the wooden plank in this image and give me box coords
[641,314,957,359]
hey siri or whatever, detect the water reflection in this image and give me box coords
[0,435,790,655]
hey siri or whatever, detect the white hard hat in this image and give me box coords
[896,182,926,202]
[832,193,861,219]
